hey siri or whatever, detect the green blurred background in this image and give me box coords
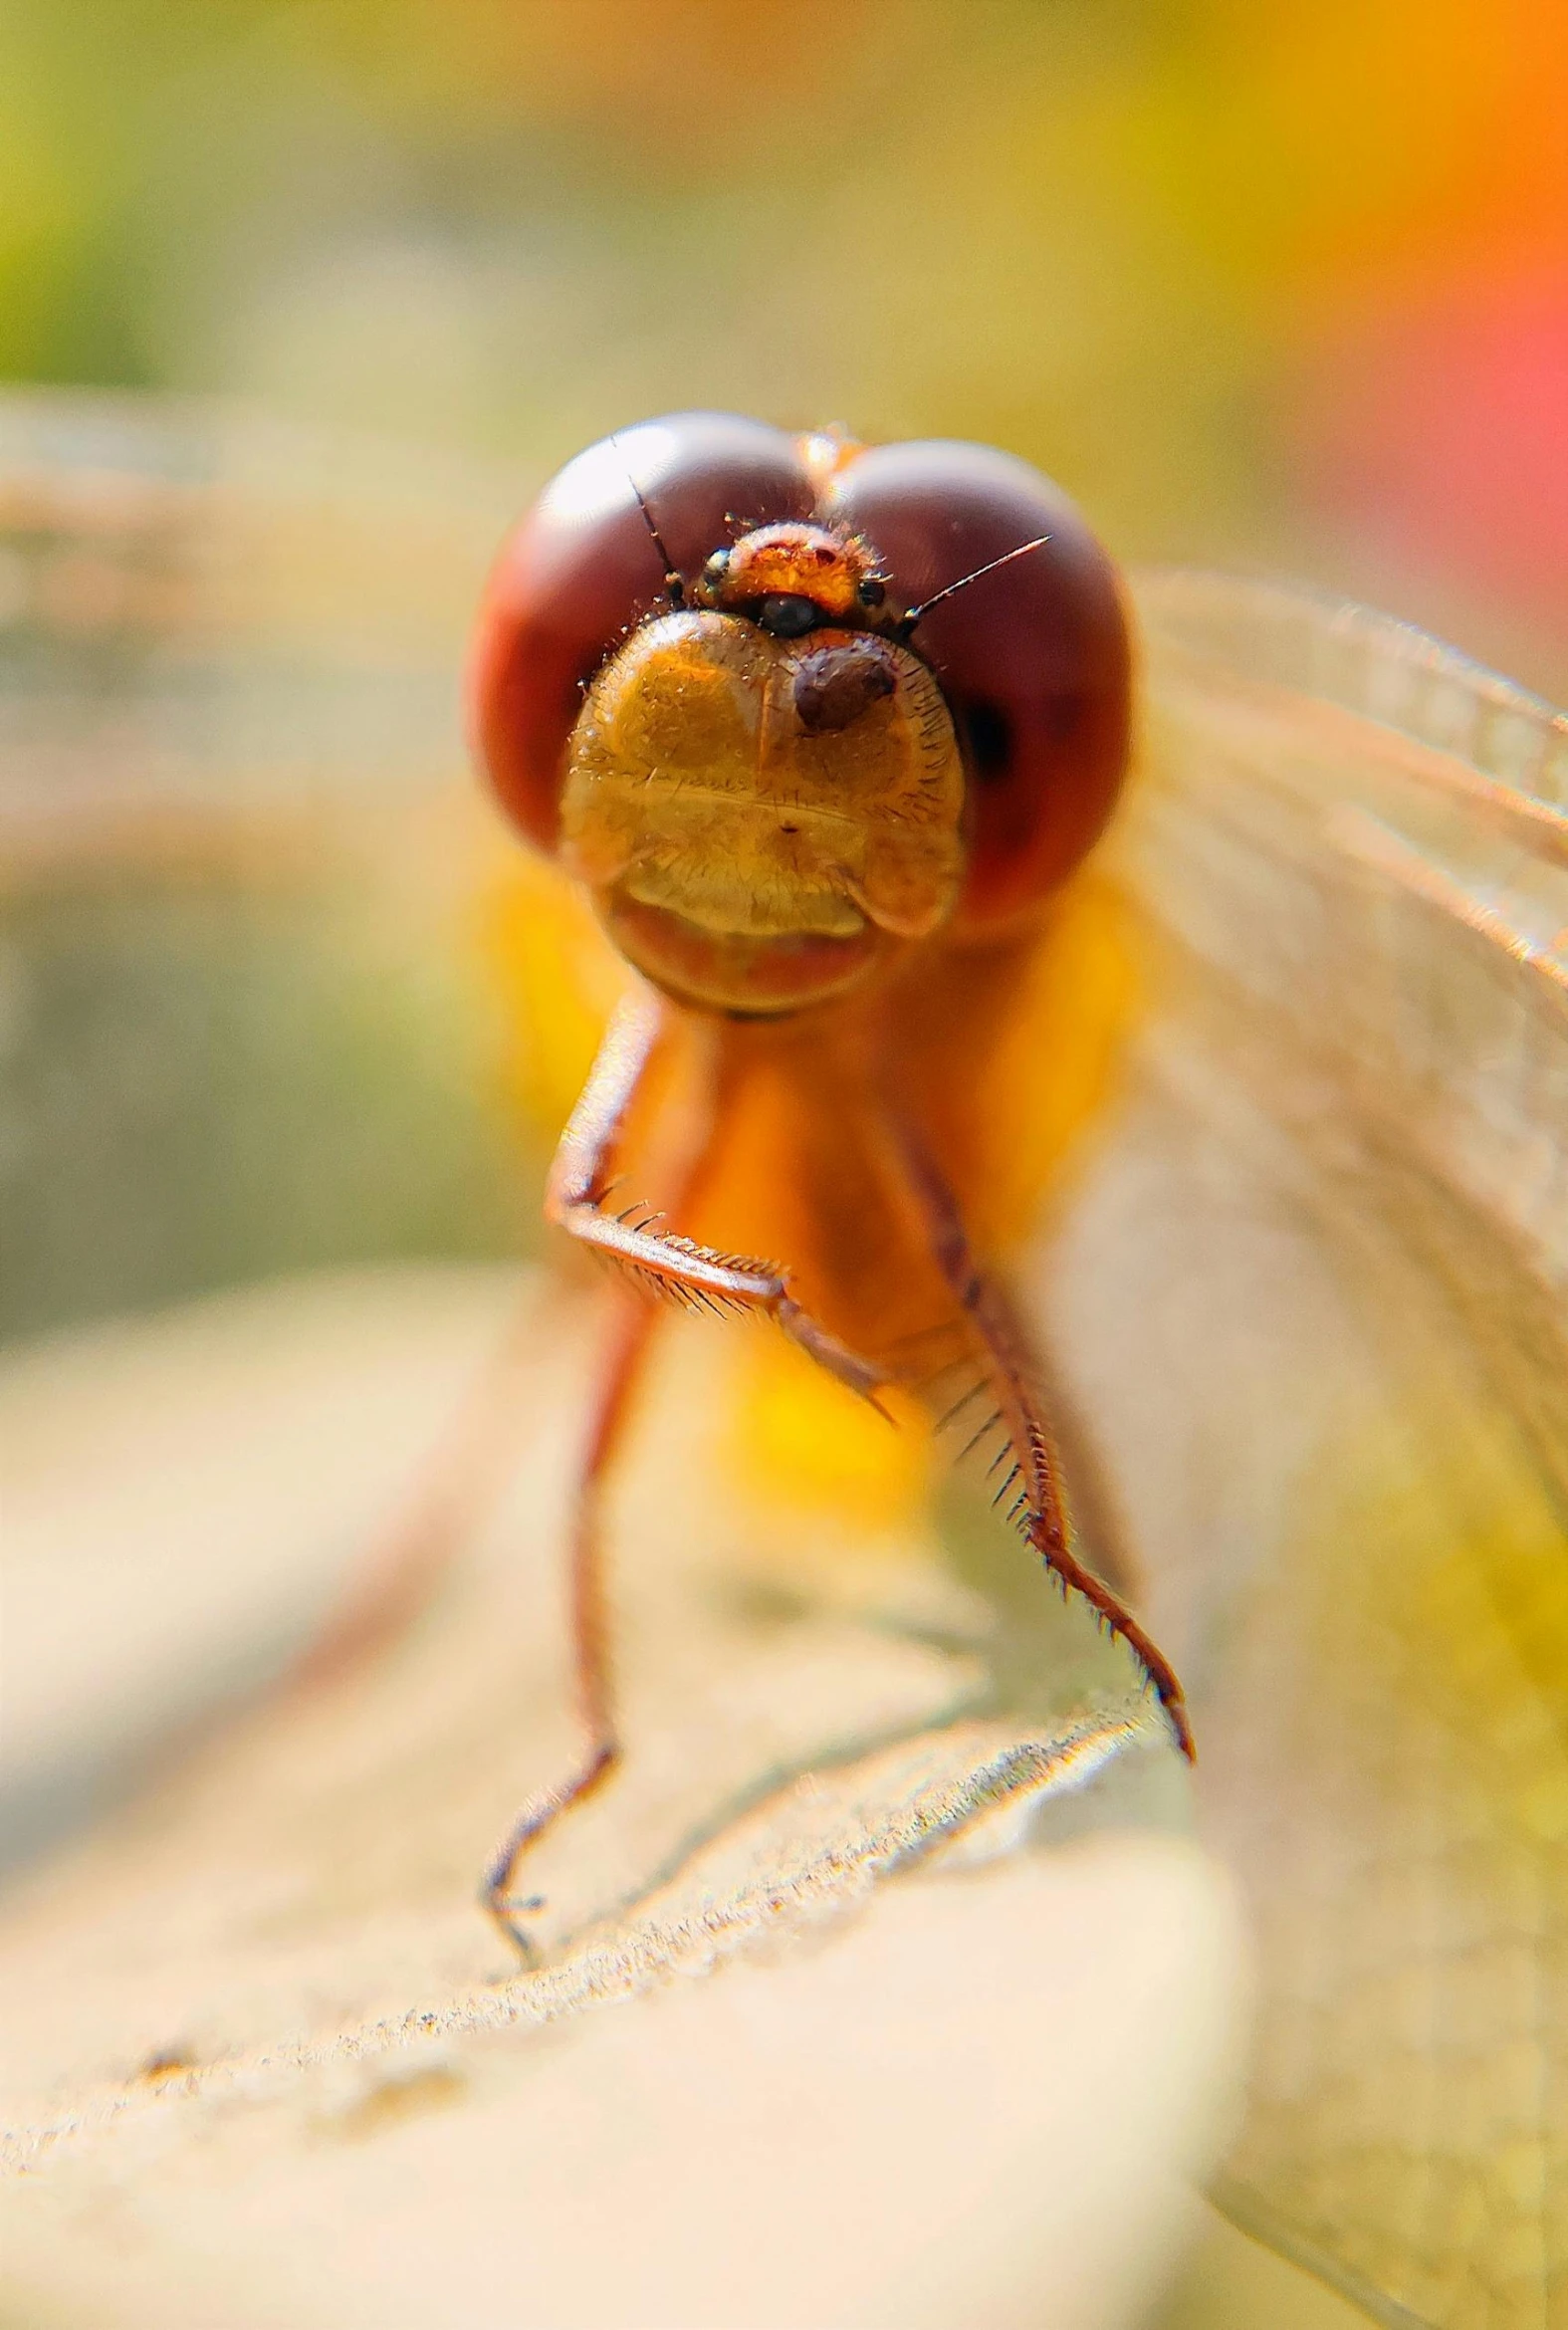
[1,0,1563,1341]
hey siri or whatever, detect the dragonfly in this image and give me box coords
[4,392,1565,2330]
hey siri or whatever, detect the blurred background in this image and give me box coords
[4,0,1562,647]
[1,0,1563,1346]
[1,13,1560,2321]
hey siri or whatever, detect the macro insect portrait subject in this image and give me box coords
[469,411,1193,1950]
[2,389,1564,2330]
[2,2,1564,2321]
[466,409,1568,2330]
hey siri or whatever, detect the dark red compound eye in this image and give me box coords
[471,416,1130,927]
[822,439,1131,931]
[469,412,814,854]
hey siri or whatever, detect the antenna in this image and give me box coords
[897,534,1052,637]
[610,432,686,608]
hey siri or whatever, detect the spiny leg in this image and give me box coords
[551,990,890,1406]
[278,1002,696,1731]
[889,1116,1194,1760]
[278,998,688,1707]
[482,1290,658,1960]
[485,989,889,1960]
[481,988,698,1958]
[920,1325,1147,1607]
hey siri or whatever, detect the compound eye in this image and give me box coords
[824,441,1130,927]
[856,574,887,609]
[470,413,814,853]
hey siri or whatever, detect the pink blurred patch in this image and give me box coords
[1298,268,1568,619]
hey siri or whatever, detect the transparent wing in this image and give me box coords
[1037,572,1568,2328]
[0,387,529,855]
[0,389,535,1341]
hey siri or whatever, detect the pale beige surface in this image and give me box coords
[0,1268,1245,2330]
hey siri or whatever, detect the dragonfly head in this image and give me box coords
[470,412,1132,992]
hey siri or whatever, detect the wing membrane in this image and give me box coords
[0,392,535,1340]
[0,387,522,870]
[1039,573,1568,2328]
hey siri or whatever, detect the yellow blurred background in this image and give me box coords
[1,0,1563,1337]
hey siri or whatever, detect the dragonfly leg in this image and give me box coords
[550,990,890,1406]
[482,1290,657,1962]
[889,1115,1194,1760]
[1011,1334,1147,1605]
[483,992,901,1962]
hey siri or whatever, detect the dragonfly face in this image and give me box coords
[560,603,966,1013]
[470,413,1135,1004]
